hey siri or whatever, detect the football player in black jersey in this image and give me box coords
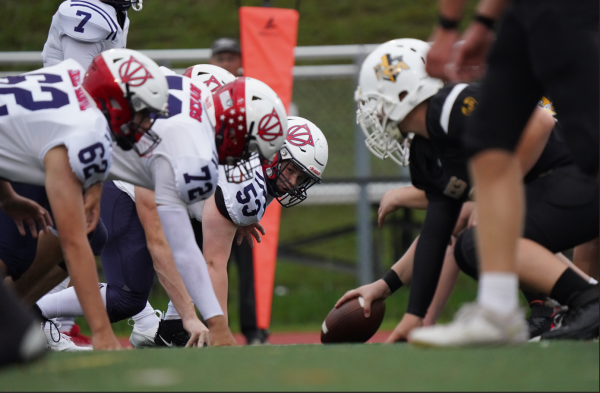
[420,0,598,346]
[342,39,598,344]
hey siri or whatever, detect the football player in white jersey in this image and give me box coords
[0,48,169,350]
[42,0,142,69]
[34,65,289,347]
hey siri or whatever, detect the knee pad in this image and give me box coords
[104,285,148,323]
[454,229,479,280]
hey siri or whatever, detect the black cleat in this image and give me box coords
[154,319,190,347]
[541,285,599,340]
[527,300,566,339]
[244,329,270,345]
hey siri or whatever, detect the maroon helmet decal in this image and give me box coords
[287,124,314,147]
[257,108,283,142]
[119,56,154,87]
[204,75,223,92]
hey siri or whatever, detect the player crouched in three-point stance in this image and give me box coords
[127,115,329,347]
[337,39,598,345]
[35,65,289,347]
[0,48,168,351]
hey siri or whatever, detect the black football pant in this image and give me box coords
[465,0,599,176]
[455,164,599,279]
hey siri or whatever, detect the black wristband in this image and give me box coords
[474,14,495,30]
[382,269,403,294]
[439,15,460,30]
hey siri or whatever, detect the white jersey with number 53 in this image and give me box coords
[0,59,113,189]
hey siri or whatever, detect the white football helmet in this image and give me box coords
[263,116,328,207]
[355,38,444,166]
[184,64,236,93]
[84,48,169,155]
[212,77,288,182]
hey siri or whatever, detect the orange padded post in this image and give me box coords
[239,6,299,330]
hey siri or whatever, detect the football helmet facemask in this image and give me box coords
[213,77,287,183]
[355,38,444,166]
[83,49,169,156]
[101,0,142,11]
[263,116,328,207]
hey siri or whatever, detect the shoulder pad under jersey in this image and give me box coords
[66,128,113,190]
[58,0,119,42]
[171,155,219,205]
[218,168,269,226]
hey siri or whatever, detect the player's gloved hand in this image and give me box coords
[206,315,237,346]
[385,313,423,343]
[235,223,266,248]
[0,185,53,238]
[426,26,460,80]
[92,331,124,351]
[335,279,391,318]
[183,317,210,348]
[83,183,102,234]
[449,22,495,82]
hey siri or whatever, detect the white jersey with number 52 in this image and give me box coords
[0,59,113,189]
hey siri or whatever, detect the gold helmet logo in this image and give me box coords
[538,96,556,116]
[374,54,410,82]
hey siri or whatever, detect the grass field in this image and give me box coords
[0,341,597,391]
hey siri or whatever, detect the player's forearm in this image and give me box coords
[389,236,420,284]
[475,0,510,19]
[157,206,223,320]
[515,107,555,176]
[439,0,470,20]
[406,198,462,318]
[0,180,15,204]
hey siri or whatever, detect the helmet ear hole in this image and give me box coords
[399,91,408,102]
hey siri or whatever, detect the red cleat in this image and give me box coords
[62,324,92,347]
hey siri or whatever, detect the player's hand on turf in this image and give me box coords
[426,27,460,80]
[0,192,53,238]
[236,223,266,248]
[450,22,494,82]
[335,279,391,318]
[83,183,102,234]
[206,315,237,346]
[385,313,423,343]
[92,331,124,351]
[183,317,210,348]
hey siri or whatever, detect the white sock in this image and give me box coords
[589,278,598,285]
[46,277,71,295]
[477,272,519,315]
[37,283,107,319]
[132,302,160,332]
[164,300,181,320]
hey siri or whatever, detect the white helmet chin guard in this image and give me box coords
[355,38,444,166]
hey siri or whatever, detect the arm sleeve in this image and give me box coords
[60,35,103,70]
[157,205,223,320]
[406,194,463,318]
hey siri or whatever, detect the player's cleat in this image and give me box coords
[62,324,93,347]
[154,319,190,347]
[408,303,529,347]
[43,321,92,352]
[128,310,163,349]
[0,320,47,368]
[541,285,599,340]
[244,329,270,346]
[527,300,567,340]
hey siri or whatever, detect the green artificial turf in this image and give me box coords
[1,341,597,391]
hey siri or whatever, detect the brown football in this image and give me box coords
[320,297,386,344]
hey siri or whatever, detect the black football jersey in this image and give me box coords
[409,83,475,202]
